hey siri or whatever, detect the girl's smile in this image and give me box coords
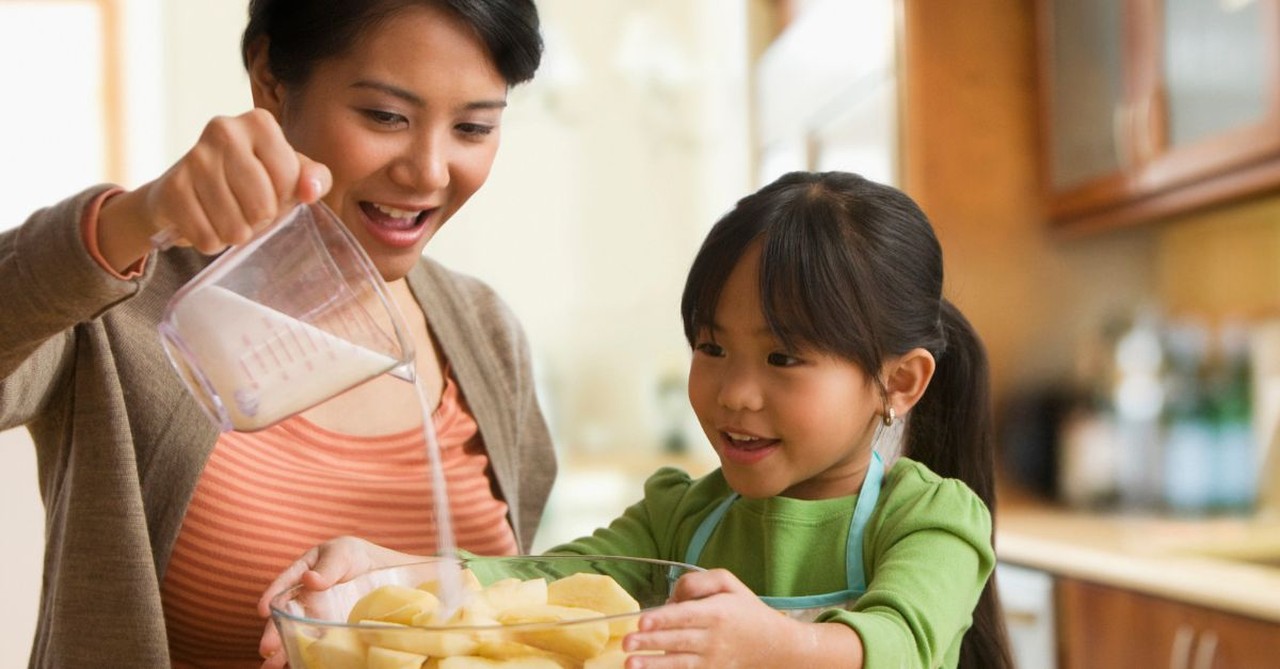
[716,429,782,466]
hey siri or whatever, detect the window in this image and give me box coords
[0,0,123,231]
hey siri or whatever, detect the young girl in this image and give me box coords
[264,171,1013,668]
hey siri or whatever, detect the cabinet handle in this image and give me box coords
[1134,94,1154,164]
[1113,103,1133,169]
[1170,624,1195,669]
[1192,629,1218,669]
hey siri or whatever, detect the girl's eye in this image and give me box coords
[364,109,407,127]
[767,352,801,367]
[695,342,725,358]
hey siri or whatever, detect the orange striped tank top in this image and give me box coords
[161,373,518,667]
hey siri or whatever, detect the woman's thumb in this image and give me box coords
[295,153,332,203]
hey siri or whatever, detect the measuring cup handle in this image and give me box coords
[151,226,181,251]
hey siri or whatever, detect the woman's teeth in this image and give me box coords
[372,203,421,219]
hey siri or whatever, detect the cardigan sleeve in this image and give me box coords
[817,462,995,669]
[0,185,151,428]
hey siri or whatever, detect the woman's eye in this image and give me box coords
[363,109,407,127]
[695,342,725,357]
[767,352,801,367]
[456,122,496,138]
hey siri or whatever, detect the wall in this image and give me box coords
[433,0,751,459]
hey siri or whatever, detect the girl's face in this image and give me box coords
[265,4,508,280]
[687,242,882,500]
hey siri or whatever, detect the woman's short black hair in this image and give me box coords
[242,0,542,88]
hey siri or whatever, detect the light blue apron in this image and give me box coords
[679,452,884,621]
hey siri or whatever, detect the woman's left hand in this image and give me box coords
[256,536,424,668]
[620,568,815,668]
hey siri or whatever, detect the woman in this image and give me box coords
[0,1,555,666]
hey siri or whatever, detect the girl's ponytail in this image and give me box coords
[908,299,1013,669]
[908,299,995,505]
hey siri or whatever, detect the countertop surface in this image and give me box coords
[996,491,1280,622]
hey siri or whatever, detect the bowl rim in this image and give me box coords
[268,554,705,631]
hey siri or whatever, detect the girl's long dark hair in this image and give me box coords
[681,171,1013,669]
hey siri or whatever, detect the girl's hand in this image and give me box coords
[97,108,332,271]
[622,569,863,669]
[256,536,422,669]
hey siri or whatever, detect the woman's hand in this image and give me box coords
[621,569,863,669]
[97,108,332,271]
[256,536,422,669]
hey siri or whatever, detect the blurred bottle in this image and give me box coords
[1160,319,1214,514]
[1210,322,1258,512]
[1056,313,1124,509]
[1111,307,1167,511]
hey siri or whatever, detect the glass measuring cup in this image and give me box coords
[158,202,414,432]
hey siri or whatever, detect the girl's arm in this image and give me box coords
[625,569,867,669]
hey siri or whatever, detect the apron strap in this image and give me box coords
[683,493,737,566]
[844,451,884,591]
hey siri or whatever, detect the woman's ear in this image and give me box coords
[245,37,285,115]
[882,348,936,420]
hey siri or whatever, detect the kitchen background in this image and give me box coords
[3,0,1280,667]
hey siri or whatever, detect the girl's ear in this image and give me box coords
[245,37,286,116]
[882,347,936,420]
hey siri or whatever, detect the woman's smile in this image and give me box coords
[358,201,438,248]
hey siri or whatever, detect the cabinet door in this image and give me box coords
[1037,0,1280,232]
[1036,0,1137,216]
[1202,607,1280,669]
[1057,577,1280,669]
[1056,578,1197,669]
[1140,0,1280,194]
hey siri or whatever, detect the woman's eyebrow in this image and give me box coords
[350,80,508,111]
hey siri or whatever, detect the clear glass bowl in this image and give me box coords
[269,555,702,669]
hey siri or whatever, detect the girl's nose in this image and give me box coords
[716,364,763,413]
[390,133,449,192]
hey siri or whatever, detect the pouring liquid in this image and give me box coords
[398,366,464,620]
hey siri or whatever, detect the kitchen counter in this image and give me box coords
[996,493,1280,622]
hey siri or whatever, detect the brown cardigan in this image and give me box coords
[0,187,557,668]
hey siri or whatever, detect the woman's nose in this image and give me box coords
[390,133,449,192]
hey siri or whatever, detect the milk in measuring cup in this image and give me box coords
[170,285,400,431]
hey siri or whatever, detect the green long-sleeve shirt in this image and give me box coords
[547,457,994,669]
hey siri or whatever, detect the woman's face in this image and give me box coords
[687,242,881,500]
[265,4,509,280]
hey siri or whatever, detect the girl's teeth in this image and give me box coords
[373,203,418,219]
[727,432,756,442]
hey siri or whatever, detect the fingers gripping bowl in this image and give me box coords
[269,555,703,668]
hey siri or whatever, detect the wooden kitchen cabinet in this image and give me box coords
[1056,577,1280,669]
[1035,0,1280,233]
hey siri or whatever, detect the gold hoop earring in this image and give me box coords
[883,406,896,427]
